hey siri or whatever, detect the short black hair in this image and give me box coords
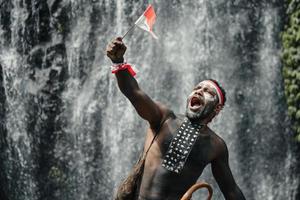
[208,79,227,106]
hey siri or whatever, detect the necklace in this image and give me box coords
[162,118,204,173]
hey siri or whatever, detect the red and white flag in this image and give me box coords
[134,5,158,39]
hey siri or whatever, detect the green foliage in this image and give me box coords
[282,0,300,142]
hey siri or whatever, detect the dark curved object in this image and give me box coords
[180,181,213,200]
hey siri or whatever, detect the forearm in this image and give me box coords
[106,37,163,127]
[115,68,140,98]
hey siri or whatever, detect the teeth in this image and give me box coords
[191,102,201,108]
[190,97,202,107]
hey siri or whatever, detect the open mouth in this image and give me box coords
[189,96,203,110]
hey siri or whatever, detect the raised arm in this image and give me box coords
[106,37,168,130]
[211,141,246,200]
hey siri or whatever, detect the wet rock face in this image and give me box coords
[0,1,12,46]
[0,0,299,200]
[0,64,8,200]
[25,43,68,200]
[0,1,70,199]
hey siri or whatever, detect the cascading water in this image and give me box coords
[0,0,299,200]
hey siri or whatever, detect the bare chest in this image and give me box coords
[140,118,216,198]
[145,118,215,167]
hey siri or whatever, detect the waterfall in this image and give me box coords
[0,0,299,199]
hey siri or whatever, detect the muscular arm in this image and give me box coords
[106,37,168,129]
[115,69,166,129]
[211,141,246,200]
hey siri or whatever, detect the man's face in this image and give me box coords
[185,81,219,120]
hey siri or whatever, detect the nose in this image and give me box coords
[194,88,203,96]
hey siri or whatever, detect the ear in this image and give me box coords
[214,104,223,115]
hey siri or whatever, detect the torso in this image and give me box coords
[138,114,221,200]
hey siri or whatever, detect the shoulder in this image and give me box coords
[210,131,229,161]
[155,101,172,113]
[152,101,176,131]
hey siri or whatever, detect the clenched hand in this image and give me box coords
[106,37,127,63]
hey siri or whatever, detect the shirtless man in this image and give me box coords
[106,37,246,200]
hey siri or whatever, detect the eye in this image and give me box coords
[193,86,201,90]
[208,90,216,96]
[203,87,215,96]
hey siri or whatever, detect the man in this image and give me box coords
[106,37,246,200]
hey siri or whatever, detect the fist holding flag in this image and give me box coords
[107,4,157,62]
[106,5,158,76]
[106,38,136,76]
[106,37,126,63]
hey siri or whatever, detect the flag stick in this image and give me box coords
[122,24,136,39]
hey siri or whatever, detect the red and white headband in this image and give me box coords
[202,80,224,105]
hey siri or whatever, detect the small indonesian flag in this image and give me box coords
[135,5,158,39]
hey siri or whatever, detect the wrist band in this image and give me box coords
[111,62,136,76]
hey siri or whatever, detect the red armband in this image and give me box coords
[111,63,136,76]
